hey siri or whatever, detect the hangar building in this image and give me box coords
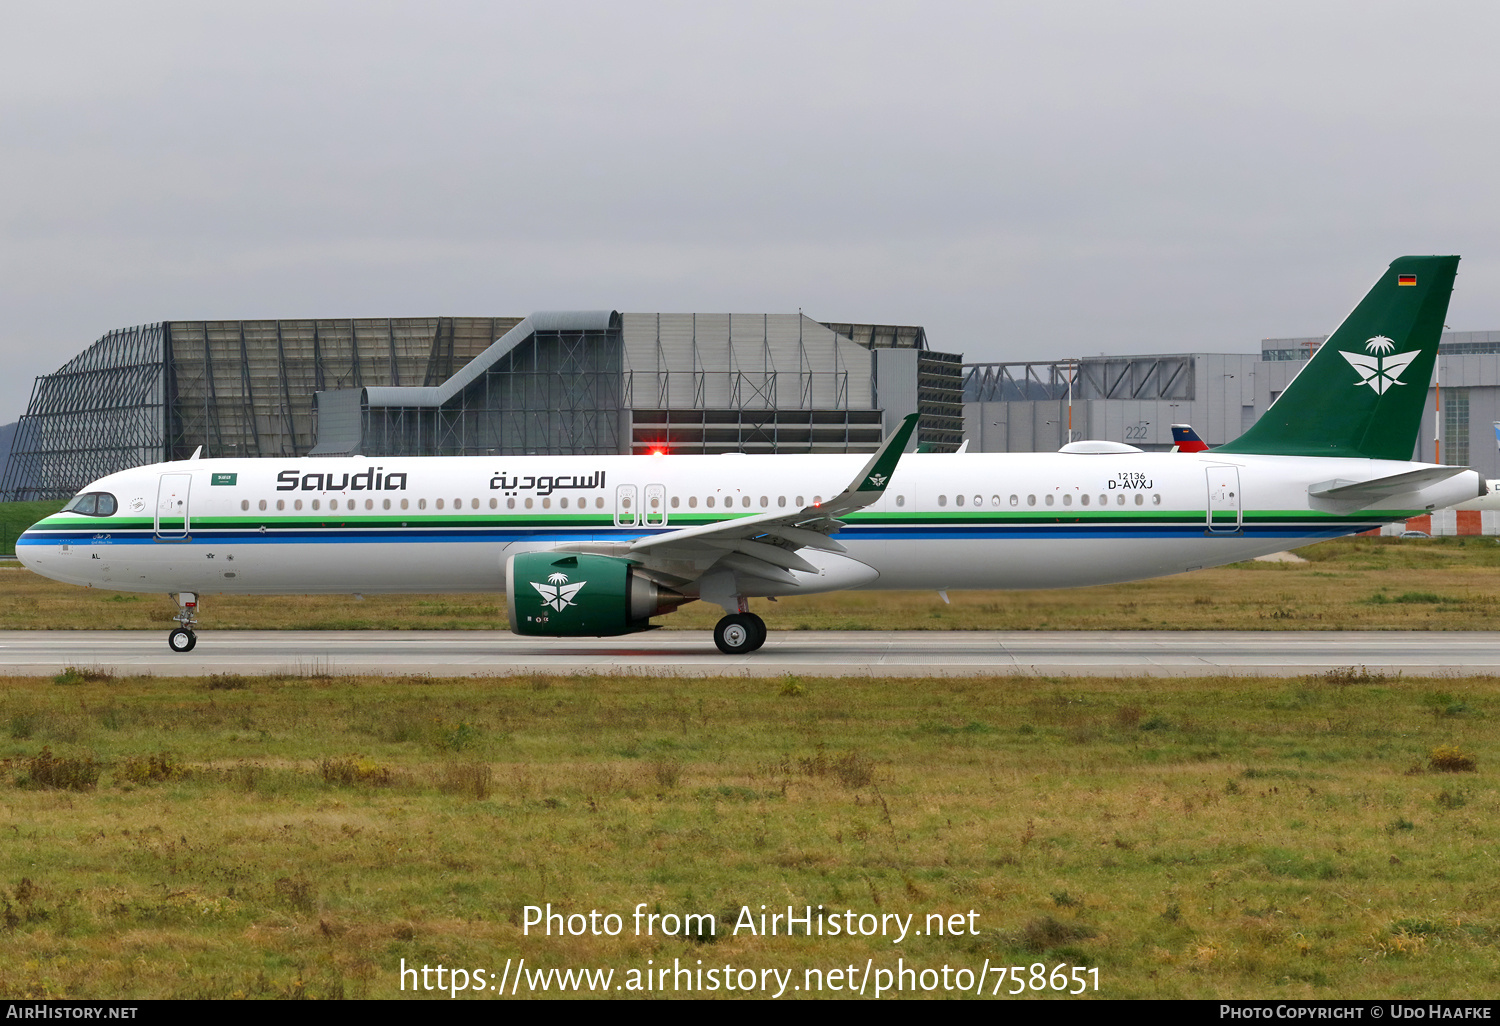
[1,311,963,501]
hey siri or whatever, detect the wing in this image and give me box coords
[627,413,921,587]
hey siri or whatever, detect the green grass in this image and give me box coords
[0,500,64,554]
[0,670,1495,998]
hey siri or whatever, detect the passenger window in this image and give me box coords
[435,499,444,510]
[294,499,303,511]
[258,499,267,511]
[312,499,321,511]
[277,499,285,511]
[760,496,768,507]
[1062,494,1072,506]
[778,496,786,507]
[1152,494,1162,505]
[383,499,391,510]
[1116,494,1125,505]
[938,495,948,507]
[471,498,479,509]
[671,496,680,508]
[1010,495,1018,506]
[542,498,551,509]
[241,500,249,511]
[507,498,515,509]
[707,497,715,508]
[1081,494,1090,506]
[400,498,408,510]
[689,496,698,508]
[742,496,750,508]
[524,498,533,509]
[329,499,338,511]
[991,495,1000,507]
[489,498,496,509]
[896,495,905,507]
[560,498,569,509]
[1135,493,1145,505]
[1027,495,1036,506]
[595,497,604,509]
[365,499,374,510]
[955,494,964,507]
[418,499,426,510]
[1045,494,1054,506]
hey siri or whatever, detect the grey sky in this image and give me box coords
[4,1,1498,424]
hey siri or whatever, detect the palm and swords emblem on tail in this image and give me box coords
[1340,336,1421,395]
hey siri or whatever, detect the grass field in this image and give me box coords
[4,535,1500,632]
[0,501,63,555]
[0,668,1493,999]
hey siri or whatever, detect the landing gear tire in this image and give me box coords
[714,613,762,655]
[746,612,767,652]
[168,627,197,653]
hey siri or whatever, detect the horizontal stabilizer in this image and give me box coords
[1308,466,1467,503]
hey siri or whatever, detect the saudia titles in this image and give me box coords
[277,468,408,491]
[488,471,606,497]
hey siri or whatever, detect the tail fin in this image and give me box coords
[1170,424,1209,453]
[1217,256,1458,460]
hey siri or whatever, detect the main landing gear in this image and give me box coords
[714,612,767,655]
[167,592,198,652]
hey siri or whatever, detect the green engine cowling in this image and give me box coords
[506,552,687,637]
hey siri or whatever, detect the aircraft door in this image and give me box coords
[614,484,638,527]
[643,483,667,527]
[155,473,193,541]
[1205,466,1241,534]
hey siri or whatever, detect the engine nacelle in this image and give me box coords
[506,552,686,637]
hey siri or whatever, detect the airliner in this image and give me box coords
[18,256,1484,655]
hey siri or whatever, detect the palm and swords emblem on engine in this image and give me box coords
[531,572,586,611]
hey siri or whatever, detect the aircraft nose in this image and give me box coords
[15,529,40,570]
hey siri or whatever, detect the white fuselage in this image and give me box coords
[18,450,1482,601]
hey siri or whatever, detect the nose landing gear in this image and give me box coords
[167,592,198,652]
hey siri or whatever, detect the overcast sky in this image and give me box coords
[4,1,1499,424]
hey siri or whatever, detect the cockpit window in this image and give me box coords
[63,492,116,516]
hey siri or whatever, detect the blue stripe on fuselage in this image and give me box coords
[18,521,1382,546]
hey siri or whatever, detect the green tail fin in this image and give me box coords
[1217,255,1459,460]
